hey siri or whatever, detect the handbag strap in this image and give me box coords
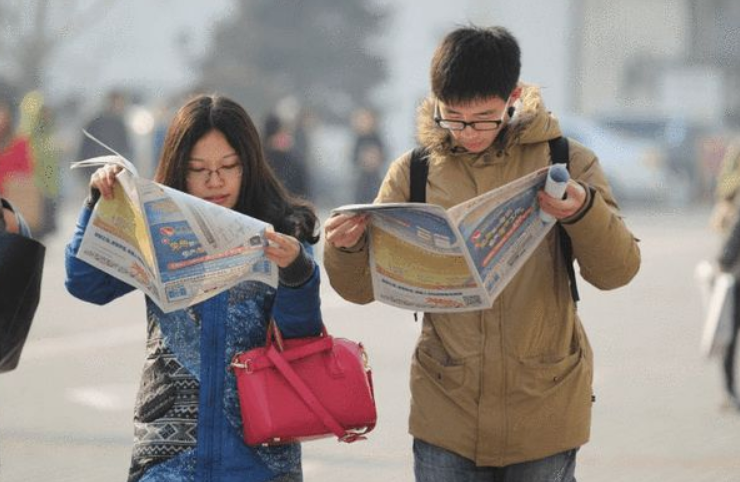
[245,336,334,372]
[265,345,366,443]
[266,319,328,351]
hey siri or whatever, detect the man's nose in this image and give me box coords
[459,124,478,137]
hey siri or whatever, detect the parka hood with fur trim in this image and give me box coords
[415,84,562,160]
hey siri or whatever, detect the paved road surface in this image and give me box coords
[1,202,739,481]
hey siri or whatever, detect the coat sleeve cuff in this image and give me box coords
[337,232,368,253]
[85,187,101,209]
[278,243,316,287]
[560,181,595,225]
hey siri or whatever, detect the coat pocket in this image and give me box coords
[517,349,583,394]
[134,358,176,423]
[415,347,466,392]
[511,348,592,444]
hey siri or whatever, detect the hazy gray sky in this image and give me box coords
[46,0,232,104]
[38,0,573,156]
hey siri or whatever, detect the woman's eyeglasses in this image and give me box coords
[186,163,242,182]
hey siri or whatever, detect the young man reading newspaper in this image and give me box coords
[324,26,641,481]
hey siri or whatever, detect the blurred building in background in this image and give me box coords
[0,0,739,208]
[567,0,738,202]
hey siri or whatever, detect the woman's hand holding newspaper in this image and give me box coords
[89,164,124,202]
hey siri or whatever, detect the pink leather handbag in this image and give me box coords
[230,321,377,446]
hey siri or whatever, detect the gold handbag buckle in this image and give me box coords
[230,357,253,374]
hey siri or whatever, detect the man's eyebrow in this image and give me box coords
[445,107,499,116]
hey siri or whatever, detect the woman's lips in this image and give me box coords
[206,195,229,205]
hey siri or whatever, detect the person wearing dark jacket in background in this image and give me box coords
[716,199,740,412]
[75,90,133,192]
[78,90,133,161]
[263,113,309,199]
[711,138,740,411]
[350,107,386,204]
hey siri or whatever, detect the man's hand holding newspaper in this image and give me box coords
[328,164,571,312]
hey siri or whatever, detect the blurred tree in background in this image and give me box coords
[0,0,117,99]
[196,0,388,122]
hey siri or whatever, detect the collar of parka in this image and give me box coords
[415,83,562,167]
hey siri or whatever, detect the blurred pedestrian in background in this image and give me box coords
[0,92,42,233]
[710,137,740,411]
[350,107,386,204]
[711,139,740,232]
[291,107,313,180]
[75,90,133,191]
[65,94,323,481]
[20,90,61,239]
[263,112,310,199]
[77,90,133,160]
[151,107,169,164]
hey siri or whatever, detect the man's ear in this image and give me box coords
[509,86,523,102]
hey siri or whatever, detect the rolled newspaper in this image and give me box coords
[539,163,570,223]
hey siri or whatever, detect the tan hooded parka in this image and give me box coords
[324,85,641,466]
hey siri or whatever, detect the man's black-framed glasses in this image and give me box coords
[434,102,508,132]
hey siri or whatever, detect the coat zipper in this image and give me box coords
[199,295,223,481]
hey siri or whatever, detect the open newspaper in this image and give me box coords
[71,153,277,313]
[332,164,569,312]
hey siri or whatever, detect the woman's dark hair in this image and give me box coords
[154,94,319,244]
[430,25,521,105]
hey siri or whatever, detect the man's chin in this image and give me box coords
[463,143,487,153]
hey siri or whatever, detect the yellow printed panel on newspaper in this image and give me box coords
[93,183,155,268]
[372,227,475,290]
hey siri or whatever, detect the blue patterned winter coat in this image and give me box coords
[65,207,323,482]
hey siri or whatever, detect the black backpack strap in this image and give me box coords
[409,147,429,203]
[408,147,430,322]
[408,140,579,303]
[548,136,579,304]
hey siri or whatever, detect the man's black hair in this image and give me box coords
[430,25,521,104]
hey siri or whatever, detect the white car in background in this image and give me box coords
[555,114,687,205]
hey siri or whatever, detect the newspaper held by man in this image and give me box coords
[71,153,277,313]
[332,164,569,312]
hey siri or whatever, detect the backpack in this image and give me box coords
[408,137,580,303]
